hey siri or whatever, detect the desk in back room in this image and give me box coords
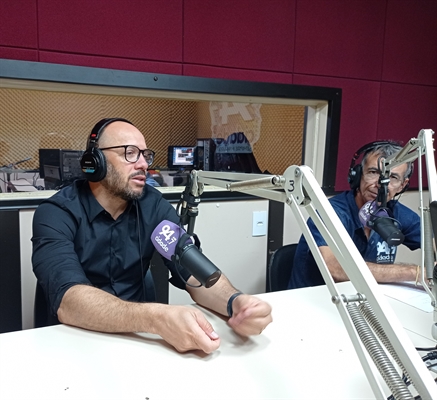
[0,282,435,400]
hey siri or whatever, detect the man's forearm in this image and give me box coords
[57,284,167,333]
[186,274,239,316]
[366,262,417,283]
[320,246,417,284]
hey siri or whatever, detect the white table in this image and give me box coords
[0,282,435,400]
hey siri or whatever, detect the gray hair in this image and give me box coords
[361,142,413,180]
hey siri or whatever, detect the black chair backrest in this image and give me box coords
[34,282,60,328]
[267,243,298,292]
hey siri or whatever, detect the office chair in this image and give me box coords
[267,243,298,292]
[34,282,60,328]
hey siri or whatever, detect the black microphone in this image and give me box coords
[359,201,404,246]
[151,220,221,288]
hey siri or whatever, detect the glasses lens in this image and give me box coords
[364,170,379,182]
[389,175,402,188]
[125,146,140,162]
[143,150,154,166]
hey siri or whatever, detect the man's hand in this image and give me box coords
[58,286,220,354]
[227,295,272,336]
[154,305,220,354]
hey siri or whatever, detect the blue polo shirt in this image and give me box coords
[288,190,421,290]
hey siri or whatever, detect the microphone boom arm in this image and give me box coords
[185,129,437,399]
[381,130,437,293]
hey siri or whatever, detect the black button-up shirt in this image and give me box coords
[32,180,190,316]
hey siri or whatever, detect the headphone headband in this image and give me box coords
[348,140,405,191]
[87,118,134,149]
[81,118,134,182]
[349,140,399,171]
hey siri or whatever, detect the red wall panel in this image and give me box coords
[378,83,437,190]
[39,52,183,75]
[183,64,294,84]
[294,0,386,80]
[378,83,437,140]
[37,0,183,62]
[0,47,38,61]
[0,0,38,48]
[183,0,295,73]
[382,0,437,86]
[294,74,381,191]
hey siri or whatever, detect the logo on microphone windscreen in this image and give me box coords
[359,201,389,227]
[151,220,193,260]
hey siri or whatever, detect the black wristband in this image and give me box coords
[227,292,243,317]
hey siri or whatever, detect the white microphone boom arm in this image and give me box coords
[187,129,437,399]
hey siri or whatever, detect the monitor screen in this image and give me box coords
[168,146,195,169]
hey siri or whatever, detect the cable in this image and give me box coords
[416,346,437,352]
[135,201,147,302]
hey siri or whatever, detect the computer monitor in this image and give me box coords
[43,165,62,190]
[167,146,195,170]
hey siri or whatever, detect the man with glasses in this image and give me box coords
[288,141,421,290]
[32,118,272,354]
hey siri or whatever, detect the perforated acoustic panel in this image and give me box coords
[0,88,305,176]
[0,89,197,171]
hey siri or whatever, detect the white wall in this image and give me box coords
[169,199,269,305]
[20,210,37,329]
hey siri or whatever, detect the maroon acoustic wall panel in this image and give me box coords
[37,0,183,63]
[294,0,386,80]
[378,83,437,140]
[39,52,183,75]
[294,74,381,191]
[0,47,38,62]
[382,0,437,86]
[378,83,437,190]
[0,0,38,48]
[183,0,295,73]
[183,64,294,84]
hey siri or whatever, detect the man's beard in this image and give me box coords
[101,162,145,201]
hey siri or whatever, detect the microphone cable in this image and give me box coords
[135,200,147,302]
[368,198,403,230]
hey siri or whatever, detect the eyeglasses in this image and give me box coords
[99,145,155,166]
[363,169,403,189]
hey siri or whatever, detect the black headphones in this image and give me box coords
[348,140,413,193]
[80,118,134,182]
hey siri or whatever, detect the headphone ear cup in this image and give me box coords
[80,148,107,182]
[348,165,362,190]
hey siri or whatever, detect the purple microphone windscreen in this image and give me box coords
[358,201,389,227]
[151,220,193,260]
